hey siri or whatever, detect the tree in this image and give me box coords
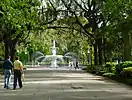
[0,0,40,60]
[102,0,132,61]
[51,0,108,65]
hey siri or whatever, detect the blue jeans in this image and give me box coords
[4,69,11,88]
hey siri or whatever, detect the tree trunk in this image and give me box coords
[4,39,17,61]
[94,37,104,66]
[94,41,98,65]
[103,38,107,64]
[4,40,10,60]
[123,33,132,61]
[10,42,17,62]
[98,37,104,65]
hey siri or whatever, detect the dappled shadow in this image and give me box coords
[0,68,132,100]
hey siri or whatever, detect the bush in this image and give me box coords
[0,61,3,69]
[116,61,132,74]
[120,67,132,77]
[97,70,106,75]
[122,61,132,67]
[86,64,96,70]
[103,72,115,77]
[104,62,117,73]
[85,64,96,73]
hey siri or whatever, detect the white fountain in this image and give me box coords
[50,40,61,67]
[37,40,64,67]
[34,40,77,68]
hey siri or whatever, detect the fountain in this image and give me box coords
[35,40,64,67]
[49,40,63,67]
[34,40,77,68]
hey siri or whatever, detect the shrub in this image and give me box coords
[97,70,106,75]
[122,61,132,67]
[103,72,115,77]
[104,62,116,73]
[99,71,106,74]
[120,67,132,77]
[85,64,96,73]
[0,61,3,69]
[116,61,132,74]
[86,64,96,70]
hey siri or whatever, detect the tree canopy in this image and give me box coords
[0,0,132,65]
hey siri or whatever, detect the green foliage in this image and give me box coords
[121,61,132,67]
[104,62,117,73]
[103,72,115,77]
[16,50,28,65]
[99,71,106,74]
[0,43,4,59]
[0,0,41,60]
[85,64,96,73]
[102,0,132,61]
[0,0,132,64]
[96,70,107,75]
[116,61,132,74]
[0,61,3,69]
[0,0,40,34]
[120,67,132,77]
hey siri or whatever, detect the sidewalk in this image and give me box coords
[0,67,132,100]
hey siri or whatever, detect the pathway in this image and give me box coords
[0,67,132,100]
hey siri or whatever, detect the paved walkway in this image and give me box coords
[0,67,132,100]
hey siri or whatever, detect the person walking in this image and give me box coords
[3,56,13,89]
[75,61,79,70]
[13,56,23,90]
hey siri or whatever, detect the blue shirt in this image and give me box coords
[3,59,13,70]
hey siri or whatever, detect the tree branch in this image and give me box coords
[61,0,94,37]
[42,18,57,25]
[74,1,86,12]
[49,0,57,11]
[47,26,69,29]
[80,0,89,10]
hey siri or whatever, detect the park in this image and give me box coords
[0,0,132,100]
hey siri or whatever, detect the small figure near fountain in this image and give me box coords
[75,60,79,70]
[68,61,73,70]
